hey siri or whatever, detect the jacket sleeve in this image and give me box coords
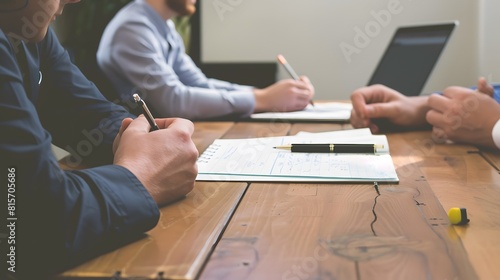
[0,30,159,276]
[37,29,136,166]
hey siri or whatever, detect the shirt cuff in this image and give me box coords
[228,87,256,118]
[492,119,500,149]
[82,165,160,234]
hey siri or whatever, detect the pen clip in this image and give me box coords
[133,93,159,131]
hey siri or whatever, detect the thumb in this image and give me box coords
[125,115,152,134]
[477,77,494,97]
[365,102,400,119]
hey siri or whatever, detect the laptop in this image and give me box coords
[367,22,458,96]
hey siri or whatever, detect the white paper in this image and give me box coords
[196,129,398,183]
[250,102,352,122]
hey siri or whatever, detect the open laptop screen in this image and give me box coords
[367,22,457,96]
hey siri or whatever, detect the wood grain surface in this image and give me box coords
[199,126,479,280]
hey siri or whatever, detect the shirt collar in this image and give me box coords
[136,0,171,39]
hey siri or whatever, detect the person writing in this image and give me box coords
[97,0,315,120]
[350,78,500,149]
[0,0,198,277]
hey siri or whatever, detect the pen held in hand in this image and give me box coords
[133,93,159,131]
[277,54,300,80]
[277,54,314,106]
[273,144,384,153]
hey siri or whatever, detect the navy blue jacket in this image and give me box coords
[0,28,159,277]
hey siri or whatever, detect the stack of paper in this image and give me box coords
[250,102,352,122]
[196,128,399,183]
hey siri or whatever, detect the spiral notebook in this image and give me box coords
[196,129,399,183]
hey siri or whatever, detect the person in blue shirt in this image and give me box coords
[97,0,315,120]
[0,0,198,277]
[350,78,500,149]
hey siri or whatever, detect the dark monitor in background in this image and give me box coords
[367,22,458,96]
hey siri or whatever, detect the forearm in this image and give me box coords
[1,87,157,276]
[120,60,255,119]
[38,28,134,165]
[140,82,256,119]
[3,139,159,275]
[206,78,253,91]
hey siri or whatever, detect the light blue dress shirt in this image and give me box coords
[97,0,255,120]
[491,85,500,148]
[492,84,500,103]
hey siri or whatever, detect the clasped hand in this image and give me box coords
[427,87,500,148]
[350,79,500,149]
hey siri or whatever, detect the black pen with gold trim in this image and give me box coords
[273,144,383,153]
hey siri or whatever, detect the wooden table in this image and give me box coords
[59,121,500,280]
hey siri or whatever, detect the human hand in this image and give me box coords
[350,84,429,133]
[477,77,494,97]
[113,115,198,205]
[253,76,314,113]
[426,86,500,149]
[299,75,315,98]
